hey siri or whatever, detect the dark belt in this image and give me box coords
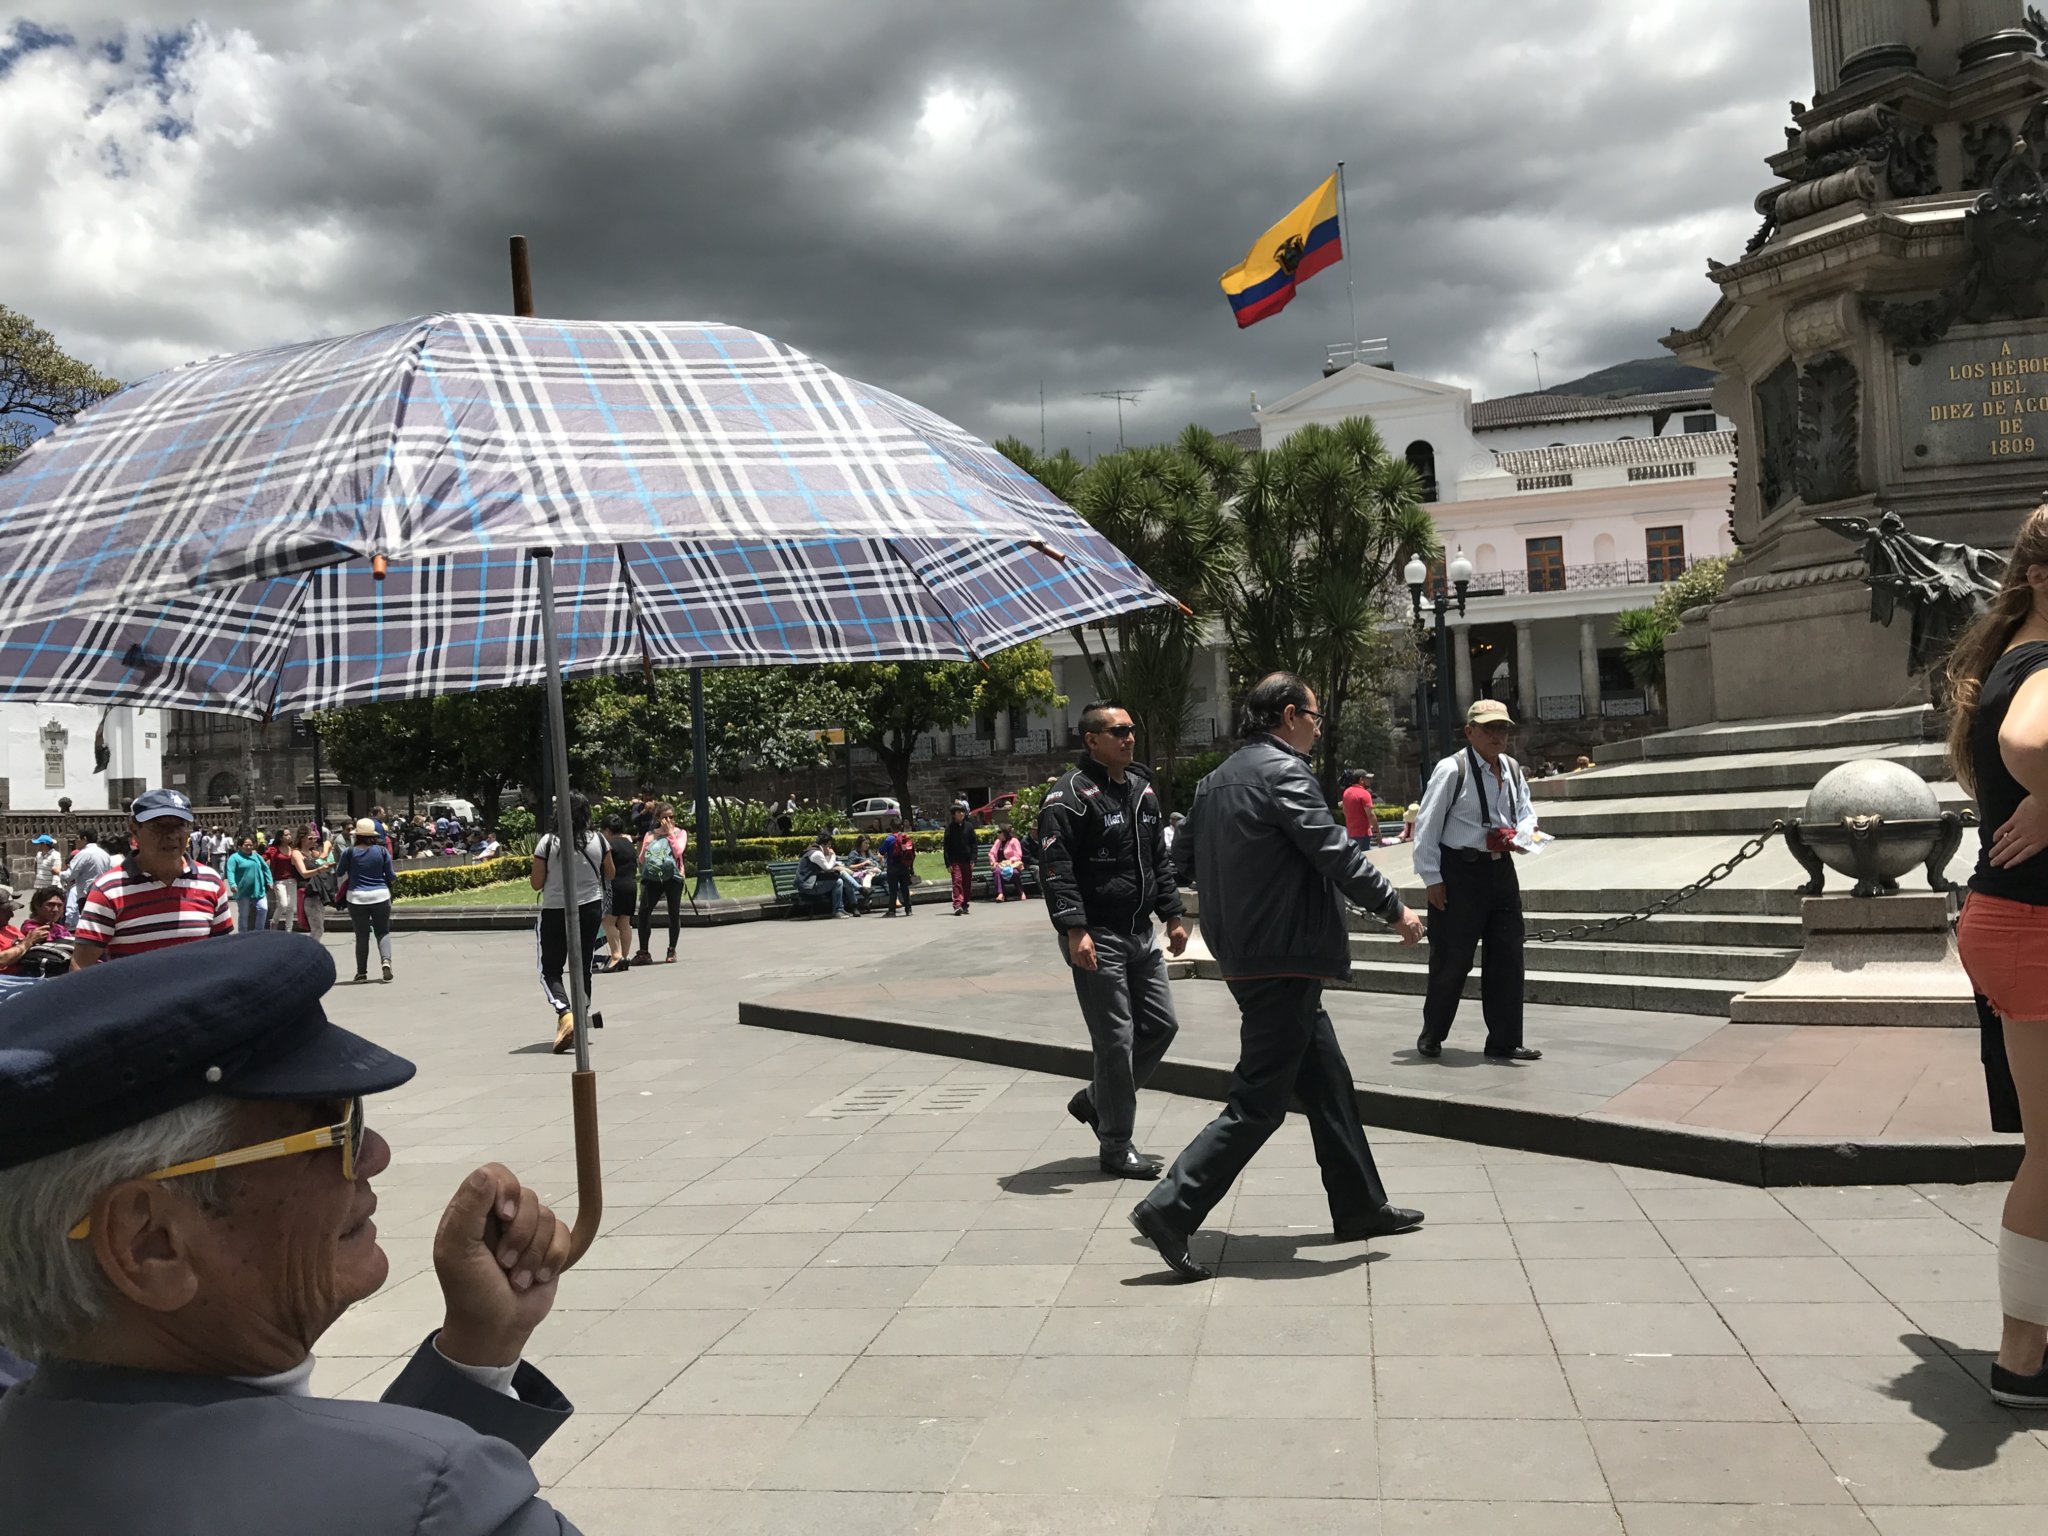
[1441,846,1502,865]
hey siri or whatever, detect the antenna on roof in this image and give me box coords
[1532,350,1544,390]
[1087,389,1145,452]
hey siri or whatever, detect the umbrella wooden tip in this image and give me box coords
[370,553,388,580]
[1027,539,1070,566]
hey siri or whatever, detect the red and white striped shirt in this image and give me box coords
[74,857,233,959]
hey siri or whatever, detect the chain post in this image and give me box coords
[1528,820,1787,944]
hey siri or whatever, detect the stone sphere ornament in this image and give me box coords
[1784,759,1966,898]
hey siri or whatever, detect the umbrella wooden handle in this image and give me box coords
[561,1069,603,1270]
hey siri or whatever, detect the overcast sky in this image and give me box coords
[4,2,1809,454]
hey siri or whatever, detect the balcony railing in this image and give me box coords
[1469,557,1700,596]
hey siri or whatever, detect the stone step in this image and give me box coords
[1376,874,1809,916]
[1528,783,1970,838]
[1359,899,1808,935]
[1598,705,1936,764]
[1349,930,1797,982]
[1193,956,1740,1016]
[1532,742,1949,803]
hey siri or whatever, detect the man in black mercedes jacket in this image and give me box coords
[1130,672,1427,1281]
[1037,702,1190,1178]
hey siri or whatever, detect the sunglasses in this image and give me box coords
[1090,723,1136,739]
[68,1098,364,1241]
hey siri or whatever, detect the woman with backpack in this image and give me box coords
[879,818,917,917]
[534,792,613,1054]
[633,800,688,965]
[336,819,398,982]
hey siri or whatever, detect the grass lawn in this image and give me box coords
[395,872,780,907]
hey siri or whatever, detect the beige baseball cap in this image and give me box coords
[1466,699,1514,726]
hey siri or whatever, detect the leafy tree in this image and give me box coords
[576,668,847,844]
[1000,432,1235,810]
[822,645,1063,812]
[1611,556,1731,697]
[1,305,120,467]
[1214,417,1437,803]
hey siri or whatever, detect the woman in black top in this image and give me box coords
[600,813,637,974]
[1949,503,2048,1406]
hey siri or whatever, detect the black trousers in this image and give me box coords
[637,875,683,954]
[1421,851,1525,1053]
[1141,976,1389,1237]
[538,899,605,1015]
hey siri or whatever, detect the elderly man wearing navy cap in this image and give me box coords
[0,931,585,1535]
[71,787,233,970]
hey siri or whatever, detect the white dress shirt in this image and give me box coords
[1410,747,1538,887]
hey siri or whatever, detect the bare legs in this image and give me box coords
[2000,1018,2048,1374]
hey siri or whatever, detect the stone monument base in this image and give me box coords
[1729,892,1975,1027]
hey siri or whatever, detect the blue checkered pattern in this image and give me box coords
[0,315,1170,710]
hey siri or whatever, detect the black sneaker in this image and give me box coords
[1991,1360,2048,1407]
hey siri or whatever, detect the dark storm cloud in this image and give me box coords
[6,1,1809,453]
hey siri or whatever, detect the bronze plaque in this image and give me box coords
[1897,333,2048,468]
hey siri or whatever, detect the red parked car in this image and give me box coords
[971,792,1019,825]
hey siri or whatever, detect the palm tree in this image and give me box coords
[1214,418,1437,803]
[998,436,1235,807]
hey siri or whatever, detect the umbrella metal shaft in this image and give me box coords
[533,547,602,1267]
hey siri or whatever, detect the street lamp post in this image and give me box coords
[1405,548,1499,773]
[689,668,720,902]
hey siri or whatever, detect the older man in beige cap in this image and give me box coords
[1410,698,1543,1063]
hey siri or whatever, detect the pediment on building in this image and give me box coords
[1259,363,1471,422]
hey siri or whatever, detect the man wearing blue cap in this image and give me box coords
[71,787,232,969]
[0,931,585,1534]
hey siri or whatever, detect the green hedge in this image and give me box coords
[392,854,531,898]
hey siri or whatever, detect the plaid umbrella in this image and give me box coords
[0,310,1173,1270]
[0,312,1164,636]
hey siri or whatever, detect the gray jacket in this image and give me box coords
[0,1336,579,1535]
[1176,735,1406,980]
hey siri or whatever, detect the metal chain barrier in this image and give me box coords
[1527,821,1786,944]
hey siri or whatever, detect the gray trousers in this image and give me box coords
[1065,925,1180,1153]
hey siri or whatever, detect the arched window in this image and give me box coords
[206,771,240,806]
[1403,441,1438,503]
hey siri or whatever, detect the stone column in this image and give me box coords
[1579,616,1602,718]
[1452,624,1475,713]
[1515,620,1538,719]
[994,710,1013,753]
[1213,641,1231,737]
[1828,0,1915,83]
[1956,0,2031,68]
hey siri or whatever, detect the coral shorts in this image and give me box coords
[1959,891,2048,1022]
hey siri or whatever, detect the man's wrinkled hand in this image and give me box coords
[1066,930,1099,971]
[433,1163,568,1368]
[1992,794,2048,867]
[1164,919,1190,957]
[1425,884,1448,911]
[1393,907,1425,946]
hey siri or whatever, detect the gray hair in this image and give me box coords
[0,1098,233,1360]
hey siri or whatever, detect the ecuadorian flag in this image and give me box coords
[1219,172,1343,329]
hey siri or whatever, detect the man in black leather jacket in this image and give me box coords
[1129,672,1427,1281]
[1038,703,1190,1178]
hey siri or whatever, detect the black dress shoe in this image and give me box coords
[1992,1360,2048,1407]
[1331,1204,1427,1242]
[1129,1202,1212,1281]
[1415,1033,1441,1059]
[1483,1046,1543,1061]
[1067,1087,1099,1131]
[1100,1146,1163,1180]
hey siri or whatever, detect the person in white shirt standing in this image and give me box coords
[1410,699,1543,1063]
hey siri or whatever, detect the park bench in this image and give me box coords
[766,859,836,918]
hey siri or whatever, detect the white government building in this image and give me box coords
[1002,359,1739,754]
[0,704,162,815]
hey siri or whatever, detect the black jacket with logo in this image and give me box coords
[1036,757,1185,935]
[1175,734,1405,980]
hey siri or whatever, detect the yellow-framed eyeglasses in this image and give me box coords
[68,1098,363,1241]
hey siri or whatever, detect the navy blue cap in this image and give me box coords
[0,931,415,1170]
[130,787,194,824]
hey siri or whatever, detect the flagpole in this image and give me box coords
[1336,161,1360,363]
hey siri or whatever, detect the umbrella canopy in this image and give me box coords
[0,531,1154,716]
[0,312,1167,635]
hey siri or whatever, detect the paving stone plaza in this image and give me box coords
[315,905,2042,1533]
